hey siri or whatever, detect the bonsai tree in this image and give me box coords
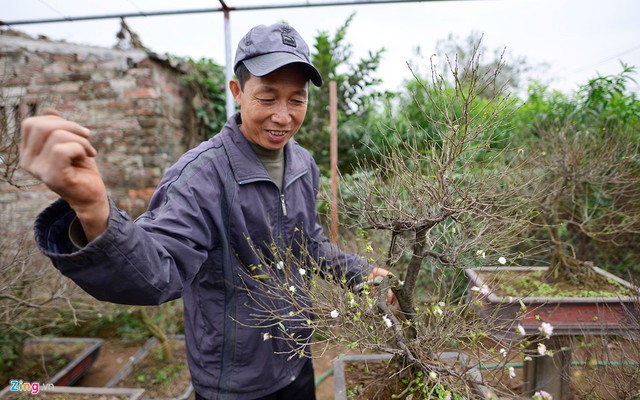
[242,40,540,399]
[515,64,640,285]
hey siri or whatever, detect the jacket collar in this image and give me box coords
[221,112,309,187]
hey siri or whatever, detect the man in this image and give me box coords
[20,23,392,399]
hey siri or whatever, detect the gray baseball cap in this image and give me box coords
[234,23,323,87]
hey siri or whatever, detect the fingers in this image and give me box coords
[20,110,96,174]
[42,107,62,117]
[386,290,397,306]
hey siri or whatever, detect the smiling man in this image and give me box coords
[20,23,392,400]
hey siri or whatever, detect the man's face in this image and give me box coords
[231,64,309,151]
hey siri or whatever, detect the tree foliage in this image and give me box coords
[513,64,640,282]
[299,13,389,174]
[177,56,227,145]
[428,31,545,99]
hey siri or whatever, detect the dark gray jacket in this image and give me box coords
[34,113,371,399]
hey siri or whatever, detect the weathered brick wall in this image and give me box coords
[0,31,193,232]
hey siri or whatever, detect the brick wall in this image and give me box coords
[0,30,194,232]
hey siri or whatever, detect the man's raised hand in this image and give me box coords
[20,108,109,241]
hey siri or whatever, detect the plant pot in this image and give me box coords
[106,335,193,400]
[333,352,496,400]
[466,265,640,400]
[2,385,145,400]
[0,337,104,398]
[465,266,640,336]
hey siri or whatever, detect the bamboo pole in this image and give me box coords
[329,81,338,244]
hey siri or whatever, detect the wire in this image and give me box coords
[571,43,640,74]
[125,0,146,16]
[36,0,68,19]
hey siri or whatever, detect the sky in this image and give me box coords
[2,0,640,95]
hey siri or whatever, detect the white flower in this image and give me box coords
[349,298,356,307]
[471,285,490,295]
[499,348,507,357]
[262,332,272,341]
[537,343,547,356]
[276,261,284,270]
[429,371,438,380]
[532,390,553,400]
[498,256,507,265]
[330,309,339,318]
[539,322,554,338]
[444,394,452,400]
[476,250,486,258]
[288,285,296,293]
[298,268,306,276]
[508,366,516,379]
[382,314,393,328]
[516,324,526,336]
[433,306,443,317]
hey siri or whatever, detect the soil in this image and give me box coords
[76,340,141,387]
[311,342,352,400]
[478,269,636,298]
[342,358,403,399]
[113,339,191,398]
[341,356,477,400]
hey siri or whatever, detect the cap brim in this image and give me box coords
[243,52,323,87]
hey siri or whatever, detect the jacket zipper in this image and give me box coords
[280,193,287,217]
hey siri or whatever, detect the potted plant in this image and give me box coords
[465,65,640,399]
[243,40,537,399]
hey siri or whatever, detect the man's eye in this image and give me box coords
[257,98,275,103]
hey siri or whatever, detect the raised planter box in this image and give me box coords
[466,265,640,400]
[0,337,104,398]
[333,352,496,400]
[465,266,640,336]
[106,335,193,400]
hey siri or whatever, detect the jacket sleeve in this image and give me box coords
[34,161,218,305]
[305,160,372,290]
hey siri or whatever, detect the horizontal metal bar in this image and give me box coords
[1,0,458,26]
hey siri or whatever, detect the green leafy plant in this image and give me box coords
[515,64,640,283]
[300,13,391,174]
[177,56,227,145]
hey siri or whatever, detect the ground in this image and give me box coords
[76,338,346,399]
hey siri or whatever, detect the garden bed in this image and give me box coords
[2,386,145,400]
[0,337,103,398]
[466,266,640,335]
[107,336,193,400]
[334,352,494,399]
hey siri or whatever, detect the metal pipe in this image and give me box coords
[223,7,235,118]
[1,1,457,26]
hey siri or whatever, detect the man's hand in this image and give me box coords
[368,267,398,306]
[20,108,109,241]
